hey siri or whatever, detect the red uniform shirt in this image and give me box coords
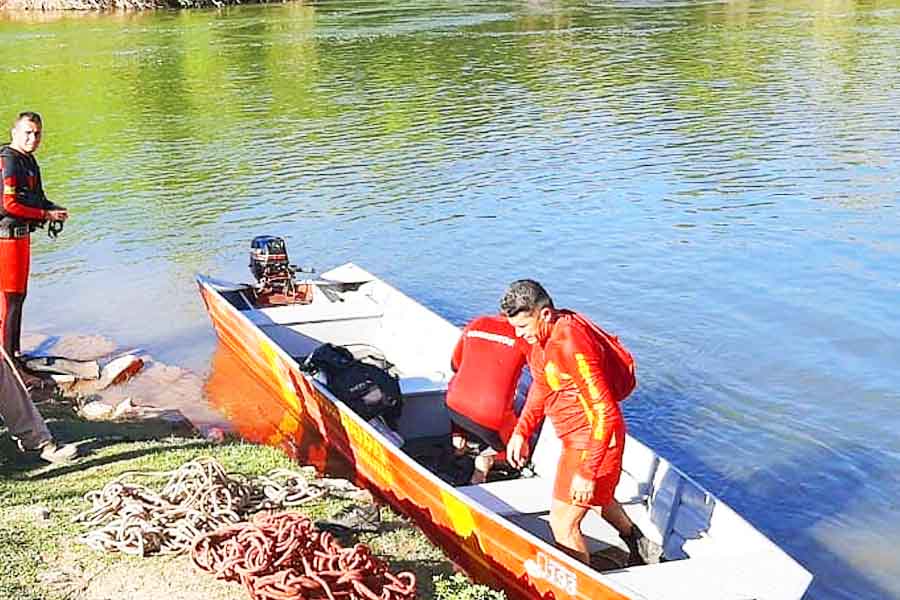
[514,310,628,480]
[446,315,529,436]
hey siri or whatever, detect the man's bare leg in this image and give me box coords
[549,499,590,563]
[470,447,499,484]
[596,501,634,537]
[596,501,663,565]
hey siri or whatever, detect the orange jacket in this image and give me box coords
[447,315,529,435]
[514,311,628,479]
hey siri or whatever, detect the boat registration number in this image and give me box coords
[525,552,577,596]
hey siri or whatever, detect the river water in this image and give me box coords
[2,1,898,598]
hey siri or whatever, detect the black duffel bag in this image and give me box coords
[302,343,402,428]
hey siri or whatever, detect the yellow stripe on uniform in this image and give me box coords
[3,185,15,195]
[578,396,595,428]
[591,403,605,440]
[544,361,561,390]
[574,353,601,401]
[574,352,608,440]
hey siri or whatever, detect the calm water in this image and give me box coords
[2,1,899,598]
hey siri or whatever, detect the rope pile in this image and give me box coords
[74,458,323,556]
[192,512,416,600]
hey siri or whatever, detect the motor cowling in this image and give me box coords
[249,236,312,304]
[250,235,292,284]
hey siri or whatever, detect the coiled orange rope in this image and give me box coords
[192,512,416,600]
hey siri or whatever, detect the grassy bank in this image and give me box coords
[0,402,505,600]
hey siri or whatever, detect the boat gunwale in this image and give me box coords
[196,272,644,600]
[196,270,813,600]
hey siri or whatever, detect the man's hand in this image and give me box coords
[570,473,595,505]
[506,433,530,469]
[46,208,68,221]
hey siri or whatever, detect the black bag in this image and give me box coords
[302,343,403,427]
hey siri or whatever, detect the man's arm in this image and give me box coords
[512,364,550,441]
[33,163,67,216]
[507,349,551,468]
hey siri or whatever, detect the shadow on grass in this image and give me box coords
[22,440,220,483]
[0,399,203,480]
[389,558,456,597]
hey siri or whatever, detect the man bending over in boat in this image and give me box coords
[501,279,658,566]
[446,314,529,484]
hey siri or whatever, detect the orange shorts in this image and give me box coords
[552,441,624,507]
[0,237,30,293]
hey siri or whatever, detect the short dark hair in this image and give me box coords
[499,279,554,317]
[13,112,42,127]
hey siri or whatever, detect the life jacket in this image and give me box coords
[0,145,49,231]
[301,343,403,428]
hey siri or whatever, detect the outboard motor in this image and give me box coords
[249,236,312,304]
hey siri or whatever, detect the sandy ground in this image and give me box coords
[40,543,247,600]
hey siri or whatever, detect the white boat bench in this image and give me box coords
[456,422,664,554]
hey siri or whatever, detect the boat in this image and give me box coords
[197,254,813,600]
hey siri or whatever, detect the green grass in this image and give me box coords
[0,402,506,600]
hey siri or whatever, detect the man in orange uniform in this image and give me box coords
[446,314,529,484]
[501,279,657,566]
[1,112,69,358]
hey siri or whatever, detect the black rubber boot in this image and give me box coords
[621,524,664,566]
[621,526,647,566]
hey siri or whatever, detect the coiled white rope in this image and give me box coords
[74,457,324,556]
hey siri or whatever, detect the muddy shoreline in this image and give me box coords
[21,330,229,438]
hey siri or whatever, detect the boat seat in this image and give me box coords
[456,419,649,516]
[249,286,384,327]
[457,470,647,517]
[457,476,555,516]
[398,375,448,396]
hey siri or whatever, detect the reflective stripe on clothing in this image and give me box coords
[447,315,528,434]
[1,148,49,222]
[514,311,627,480]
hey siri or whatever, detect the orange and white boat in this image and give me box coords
[197,260,812,600]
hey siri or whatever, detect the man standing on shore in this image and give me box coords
[0,344,78,463]
[1,111,69,358]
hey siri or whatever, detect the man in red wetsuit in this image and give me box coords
[1,112,68,358]
[501,279,657,566]
[446,314,529,484]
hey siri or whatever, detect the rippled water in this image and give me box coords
[2,2,899,598]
